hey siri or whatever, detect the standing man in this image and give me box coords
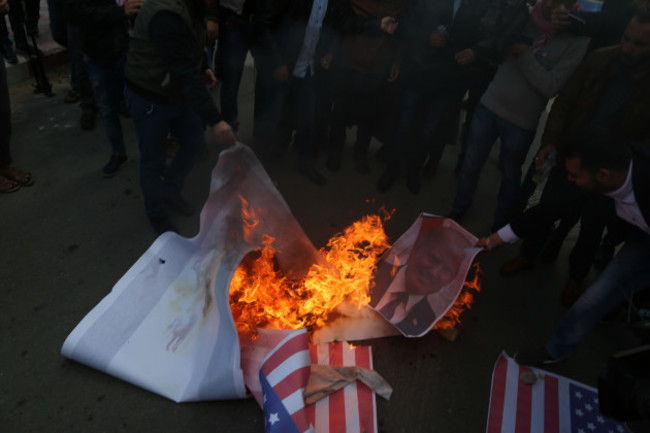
[125,0,236,234]
[479,127,650,364]
[448,0,589,232]
[66,0,143,177]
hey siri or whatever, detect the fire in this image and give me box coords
[229,201,481,336]
[433,262,482,331]
[229,210,391,334]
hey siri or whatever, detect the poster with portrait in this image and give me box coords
[369,215,481,337]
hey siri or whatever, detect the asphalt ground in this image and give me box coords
[2,60,648,432]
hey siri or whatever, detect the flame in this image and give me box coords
[433,262,482,331]
[229,209,392,334]
[229,200,481,335]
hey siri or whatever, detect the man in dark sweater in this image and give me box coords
[125,0,236,234]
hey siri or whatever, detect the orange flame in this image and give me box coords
[229,202,481,335]
[433,262,482,331]
[229,209,392,334]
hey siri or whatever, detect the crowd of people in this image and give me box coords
[1,0,649,367]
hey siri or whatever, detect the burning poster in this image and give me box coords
[61,144,324,402]
[313,215,481,342]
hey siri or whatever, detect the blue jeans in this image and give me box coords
[125,86,206,218]
[547,231,650,360]
[218,9,256,133]
[452,104,535,229]
[85,55,126,155]
[392,79,462,169]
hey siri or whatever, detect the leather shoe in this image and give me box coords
[499,256,532,277]
[560,278,583,307]
[298,163,328,186]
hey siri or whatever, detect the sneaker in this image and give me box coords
[102,154,128,178]
[164,191,195,216]
[149,215,179,235]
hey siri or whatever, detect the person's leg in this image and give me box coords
[293,75,327,185]
[218,11,252,133]
[46,0,67,46]
[6,0,29,50]
[68,25,97,129]
[165,101,206,197]
[85,56,127,158]
[449,104,500,219]
[125,86,170,219]
[491,118,535,231]
[24,0,40,36]
[0,58,12,167]
[546,233,650,360]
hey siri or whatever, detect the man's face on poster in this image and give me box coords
[403,229,463,296]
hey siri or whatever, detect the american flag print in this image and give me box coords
[487,352,626,433]
[260,329,313,433]
[307,342,377,433]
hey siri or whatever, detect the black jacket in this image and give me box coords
[65,0,130,64]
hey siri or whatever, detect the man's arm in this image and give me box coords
[515,36,589,100]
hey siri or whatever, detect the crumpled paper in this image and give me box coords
[304,364,393,405]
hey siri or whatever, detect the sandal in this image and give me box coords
[0,166,34,186]
[0,176,20,193]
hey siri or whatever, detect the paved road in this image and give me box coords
[1,63,647,432]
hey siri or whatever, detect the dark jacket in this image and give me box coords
[370,261,437,337]
[254,0,368,73]
[65,0,130,64]
[542,46,650,149]
[400,0,491,87]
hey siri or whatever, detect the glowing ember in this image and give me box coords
[229,203,481,336]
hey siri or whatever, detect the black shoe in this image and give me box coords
[377,166,398,193]
[298,163,328,186]
[102,154,128,177]
[406,171,421,194]
[164,191,195,216]
[594,243,615,270]
[149,215,179,235]
[353,149,369,175]
[326,149,343,172]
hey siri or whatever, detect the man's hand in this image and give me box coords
[213,120,236,147]
[273,64,289,82]
[387,63,399,82]
[455,48,475,65]
[550,5,571,32]
[124,0,145,17]
[535,144,557,170]
[507,42,530,57]
[429,31,447,48]
[0,0,10,14]
[475,232,504,251]
[201,68,217,89]
[380,16,398,35]
[207,20,219,43]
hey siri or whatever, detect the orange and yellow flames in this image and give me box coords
[434,262,482,331]
[229,212,391,334]
[229,202,481,336]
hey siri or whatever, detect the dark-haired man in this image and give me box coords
[479,127,650,363]
[500,11,650,304]
[125,0,236,234]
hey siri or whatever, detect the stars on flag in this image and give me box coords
[268,413,280,426]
